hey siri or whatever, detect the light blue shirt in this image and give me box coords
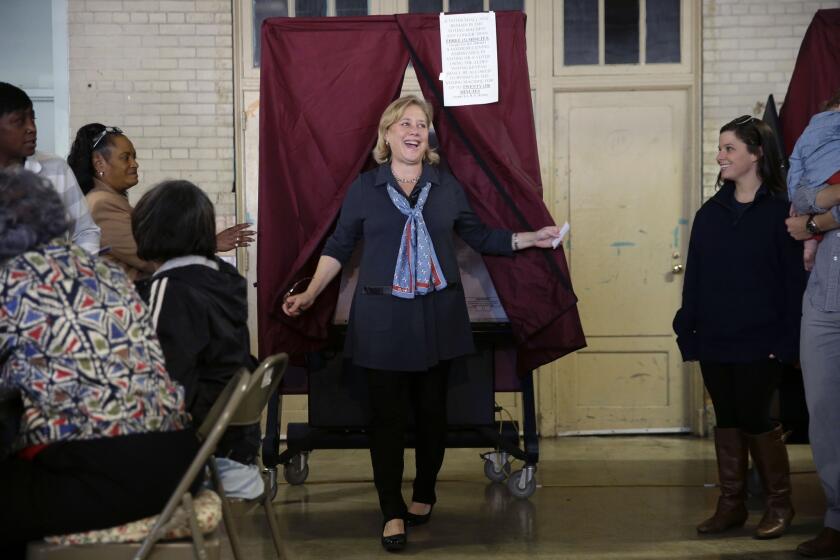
[794,185,840,312]
[787,110,840,200]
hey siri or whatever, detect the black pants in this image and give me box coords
[367,362,449,522]
[700,359,783,435]
[216,422,261,464]
[0,429,199,556]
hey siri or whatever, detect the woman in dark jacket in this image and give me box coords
[132,180,262,498]
[673,116,806,539]
[284,95,560,551]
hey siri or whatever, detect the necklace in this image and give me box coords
[392,170,421,184]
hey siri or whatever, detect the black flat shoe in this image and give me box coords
[406,505,433,527]
[381,520,407,552]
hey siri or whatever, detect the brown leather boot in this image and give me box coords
[747,424,794,539]
[697,427,749,534]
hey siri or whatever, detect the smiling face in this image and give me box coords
[717,130,760,184]
[0,106,36,167]
[385,104,430,167]
[93,134,139,191]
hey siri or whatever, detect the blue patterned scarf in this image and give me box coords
[386,182,447,299]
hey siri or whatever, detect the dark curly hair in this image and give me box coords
[67,123,124,195]
[0,169,70,260]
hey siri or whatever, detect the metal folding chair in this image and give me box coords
[205,353,289,560]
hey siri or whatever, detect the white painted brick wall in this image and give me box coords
[67,0,235,220]
[701,0,839,200]
[65,0,836,217]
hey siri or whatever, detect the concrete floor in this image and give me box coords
[225,436,829,559]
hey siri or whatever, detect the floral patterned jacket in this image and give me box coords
[0,240,188,449]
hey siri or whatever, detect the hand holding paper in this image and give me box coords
[552,222,570,249]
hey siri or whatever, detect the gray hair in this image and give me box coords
[0,169,70,260]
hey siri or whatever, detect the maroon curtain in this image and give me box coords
[258,13,586,384]
[779,9,840,155]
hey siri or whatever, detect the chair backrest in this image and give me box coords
[134,369,251,560]
[230,353,288,427]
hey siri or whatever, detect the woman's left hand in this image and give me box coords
[216,223,256,252]
[513,227,562,251]
[532,226,562,248]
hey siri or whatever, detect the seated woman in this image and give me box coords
[67,124,255,281]
[132,179,262,498]
[0,169,196,555]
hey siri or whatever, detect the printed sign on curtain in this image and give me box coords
[439,11,499,106]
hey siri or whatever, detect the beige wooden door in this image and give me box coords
[551,89,692,433]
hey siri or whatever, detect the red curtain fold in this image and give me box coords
[779,9,840,155]
[257,13,586,385]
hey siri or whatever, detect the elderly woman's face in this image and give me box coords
[95,135,139,192]
[385,104,429,167]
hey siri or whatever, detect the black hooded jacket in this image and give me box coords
[673,183,807,365]
[142,258,257,425]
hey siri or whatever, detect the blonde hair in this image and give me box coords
[372,95,439,165]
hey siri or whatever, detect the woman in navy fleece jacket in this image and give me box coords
[673,116,806,540]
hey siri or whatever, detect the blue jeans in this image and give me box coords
[801,296,840,530]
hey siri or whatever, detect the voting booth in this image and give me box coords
[256,11,586,498]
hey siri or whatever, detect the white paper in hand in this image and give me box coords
[551,222,570,249]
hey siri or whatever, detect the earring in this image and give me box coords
[97,171,104,177]
[385,139,389,146]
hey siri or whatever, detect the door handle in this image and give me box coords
[672,264,684,274]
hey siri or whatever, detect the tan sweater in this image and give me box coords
[85,179,155,281]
